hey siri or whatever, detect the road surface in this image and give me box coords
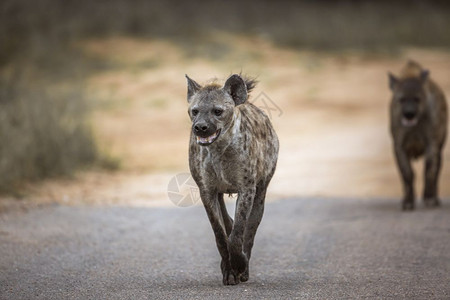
[1,197,450,299]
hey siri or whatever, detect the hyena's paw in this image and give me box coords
[223,269,240,285]
[424,197,440,208]
[221,259,239,285]
[230,252,248,279]
[239,267,249,282]
[402,198,415,211]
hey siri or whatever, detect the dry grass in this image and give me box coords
[0,67,98,194]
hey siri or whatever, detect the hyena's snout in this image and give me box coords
[403,110,417,120]
[401,99,420,127]
[193,121,221,146]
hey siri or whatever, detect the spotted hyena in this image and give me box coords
[389,60,448,210]
[185,74,279,285]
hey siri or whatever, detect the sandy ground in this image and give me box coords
[1,34,450,210]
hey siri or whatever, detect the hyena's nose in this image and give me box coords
[403,111,416,120]
[194,123,209,134]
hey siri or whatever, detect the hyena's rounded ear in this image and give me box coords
[186,74,202,102]
[420,70,430,83]
[388,72,398,91]
[223,74,248,106]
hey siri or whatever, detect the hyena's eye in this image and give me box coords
[214,109,223,117]
[191,109,199,116]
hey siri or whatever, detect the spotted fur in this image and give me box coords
[389,60,448,210]
[186,74,279,285]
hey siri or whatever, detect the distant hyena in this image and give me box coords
[389,60,448,210]
[185,74,279,285]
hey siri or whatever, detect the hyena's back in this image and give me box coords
[235,103,279,179]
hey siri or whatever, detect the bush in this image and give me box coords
[0,1,102,193]
[0,68,97,193]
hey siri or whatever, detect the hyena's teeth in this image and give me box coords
[197,130,220,144]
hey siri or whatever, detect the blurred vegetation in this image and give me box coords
[1,0,450,193]
[0,71,98,193]
[3,0,450,62]
[4,0,450,52]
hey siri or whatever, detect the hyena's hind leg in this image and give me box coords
[218,193,233,236]
[240,182,268,282]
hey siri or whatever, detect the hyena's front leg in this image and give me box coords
[200,190,234,285]
[394,146,415,210]
[423,147,442,207]
[228,187,256,283]
[218,193,233,236]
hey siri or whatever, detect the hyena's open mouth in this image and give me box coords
[401,115,418,127]
[196,129,221,146]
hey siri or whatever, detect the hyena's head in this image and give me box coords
[185,74,256,146]
[388,65,429,127]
